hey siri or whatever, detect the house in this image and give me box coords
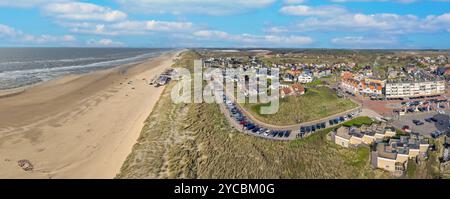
[280,83,305,98]
[281,87,293,98]
[291,83,305,95]
[282,73,295,82]
[298,73,313,83]
[437,66,450,77]
[333,126,351,148]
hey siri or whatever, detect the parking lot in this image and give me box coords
[392,109,450,137]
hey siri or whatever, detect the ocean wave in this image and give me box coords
[0,50,166,90]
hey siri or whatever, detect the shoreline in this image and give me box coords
[0,49,183,179]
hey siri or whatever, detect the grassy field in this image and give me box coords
[117,50,391,179]
[242,86,358,125]
[343,117,374,127]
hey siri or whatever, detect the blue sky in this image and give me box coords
[0,0,450,48]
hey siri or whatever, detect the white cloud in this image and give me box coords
[277,4,450,34]
[0,24,19,37]
[284,0,308,4]
[86,38,123,47]
[0,0,67,8]
[43,2,128,22]
[192,30,314,46]
[116,0,276,15]
[60,20,193,36]
[331,36,397,47]
[330,0,417,3]
[0,23,76,44]
[280,5,348,17]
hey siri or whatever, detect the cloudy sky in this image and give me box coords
[0,0,450,48]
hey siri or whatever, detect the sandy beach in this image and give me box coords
[0,50,182,179]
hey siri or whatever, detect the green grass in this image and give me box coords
[342,117,374,127]
[305,79,325,87]
[243,87,358,125]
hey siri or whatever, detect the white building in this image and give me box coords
[385,80,446,99]
[298,73,313,84]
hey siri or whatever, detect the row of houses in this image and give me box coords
[331,123,396,148]
[341,72,384,97]
[330,124,430,173]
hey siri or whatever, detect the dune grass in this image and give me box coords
[243,87,358,125]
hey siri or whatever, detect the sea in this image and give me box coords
[0,48,172,90]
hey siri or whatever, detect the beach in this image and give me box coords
[0,50,182,179]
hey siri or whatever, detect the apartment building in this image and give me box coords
[373,134,429,173]
[385,79,446,99]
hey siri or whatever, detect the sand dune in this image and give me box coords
[0,50,182,179]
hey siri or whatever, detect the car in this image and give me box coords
[284,131,291,137]
[329,120,335,125]
[257,128,266,134]
[425,118,433,123]
[412,120,423,125]
[305,126,311,133]
[271,132,277,137]
[245,124,256,130]
[316,124,322,129]
[278,132,284,138]
[263,129,271,136]
[300,127,306,133]
[252,127,260,133]
[311,126,316,132]
[402,125,411,133]
[430,117,438,122]
[339,117,345,122]
[431,131,442,138]
[320,123,326,129]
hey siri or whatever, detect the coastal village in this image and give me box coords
[197,50,450,177]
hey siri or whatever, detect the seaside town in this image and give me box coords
[194,49,450,177]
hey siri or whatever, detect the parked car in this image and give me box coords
[251,127,260,133]
[402,125,411,133]
[263,129,271,136]
[431,131,442,138]
[284,131,291,137]
[413,120,424,125]
[300,127,306,133]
